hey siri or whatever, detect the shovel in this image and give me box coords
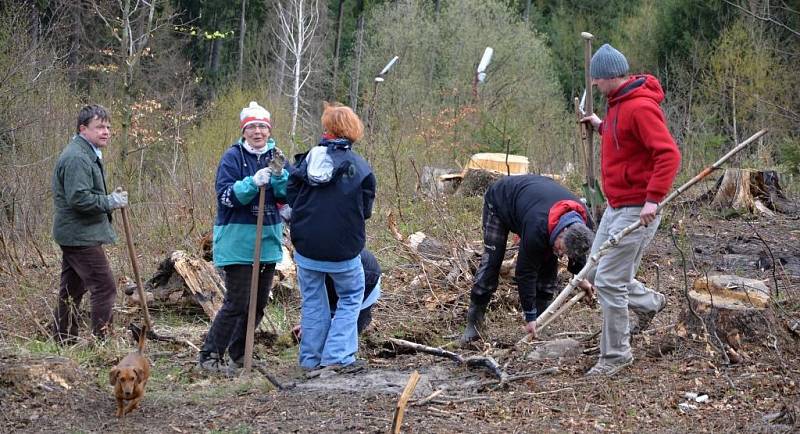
[120,206,153,331]
[242,186,266,374]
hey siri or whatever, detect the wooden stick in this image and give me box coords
[391,370,421,434]
[581,31,601,224]
[532,129,769,336]
[412,389,444,406]
[388,338,463,363]
[243,186,266,375]
[120,207,153,331]
[388,338,509,381]
[516,291,585,347]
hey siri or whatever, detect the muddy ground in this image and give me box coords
[1,199,799,433]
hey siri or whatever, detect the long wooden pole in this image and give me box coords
[120,207,152,331]
[581,31,601,224]
[523,129,769,341]
[243,186,266,374]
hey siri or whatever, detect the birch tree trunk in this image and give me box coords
[349,17,364,111]
[238,0,247,88]
[331,0,345,98]
[276,0,321,142]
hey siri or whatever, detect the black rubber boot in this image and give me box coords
[460,303,488,345]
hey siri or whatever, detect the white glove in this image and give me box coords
[253,167,272,187]
[107,187,128,209]
[278,204,292,223]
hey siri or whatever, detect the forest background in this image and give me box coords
[0,0,798,273]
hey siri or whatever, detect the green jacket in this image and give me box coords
[52,135,116,246]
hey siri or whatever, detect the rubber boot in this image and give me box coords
[460,303,488,345]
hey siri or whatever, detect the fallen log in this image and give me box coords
[170,250,226,320]
[129,247,294,320]
[126,251,225,317]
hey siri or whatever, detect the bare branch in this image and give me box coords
[723,0,800,38]
[92,1,123,43]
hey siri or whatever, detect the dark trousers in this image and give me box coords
[471,200,509,306]
[326,281,373,334]
[201,263,276,362]
[52,245,117,343]
[470,201,556,317]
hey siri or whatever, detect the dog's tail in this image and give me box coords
[137,324,147,353]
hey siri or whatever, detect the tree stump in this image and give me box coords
[711,169,797,214]
[679,274,773,352]
[455,168,504,197]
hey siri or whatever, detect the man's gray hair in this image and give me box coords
[76,104,110,133]
[562,223,595,274]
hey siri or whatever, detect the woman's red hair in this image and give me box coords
[321,102,363,142]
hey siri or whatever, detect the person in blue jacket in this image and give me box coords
[198,101,288,373]
[287,102,376,370]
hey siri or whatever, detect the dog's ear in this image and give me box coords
[109,367,119,385]
[134,367,144,384]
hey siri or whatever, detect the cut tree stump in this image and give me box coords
[455,168,504,197]
[432,152,530,198]
[679,274,774,350]
[465,152,529,174]
[711,169,797,214]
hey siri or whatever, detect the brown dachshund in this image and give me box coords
[110,325,150,417]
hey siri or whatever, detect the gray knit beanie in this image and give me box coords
[590,44,629,79]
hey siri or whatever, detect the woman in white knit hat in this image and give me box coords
[198,101,288,374]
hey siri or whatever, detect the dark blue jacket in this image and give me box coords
[287,140,376,262]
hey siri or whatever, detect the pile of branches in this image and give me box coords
[384,210,521,313]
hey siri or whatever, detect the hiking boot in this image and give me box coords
[197,352,224,373]
[631,297,666,335]
[585,356,634,377]
[223,356,245,376]
[459,303,487,346]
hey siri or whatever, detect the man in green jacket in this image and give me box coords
[51,104,128,343]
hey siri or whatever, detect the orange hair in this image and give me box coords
[321,102,364,142]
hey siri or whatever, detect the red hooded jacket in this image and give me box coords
[598,75,681,208]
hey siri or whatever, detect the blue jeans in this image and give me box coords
[298,263,365,368]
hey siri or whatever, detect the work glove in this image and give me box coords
[278,204,292,223]
[253,167,272,187]
[269,148,286,174]
[107,187,128,209]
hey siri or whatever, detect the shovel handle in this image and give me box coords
[243,186,267,374]
[121,206,152,330]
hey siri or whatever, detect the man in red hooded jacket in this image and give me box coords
[582,44,681,376]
